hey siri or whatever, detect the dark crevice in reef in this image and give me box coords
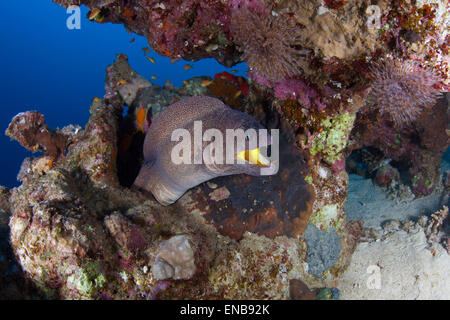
[116,106,145,188]
[346,147,413,184]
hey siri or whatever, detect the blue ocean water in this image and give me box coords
[0,0,247,188]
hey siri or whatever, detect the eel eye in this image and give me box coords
[260,145,271,158]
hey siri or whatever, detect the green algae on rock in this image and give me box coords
[309,113,356,165]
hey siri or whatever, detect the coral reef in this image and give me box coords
[53,0,449,85]
[5,112,68,160]
[230,7,306,82]
[56,0,240,66]
[425,206,448,244]
[4,0,449,299]
[365,59,441,127]
[0,187,42,299]
[350,93,449,196]
[3,56,357,299]
[274,79,327,111]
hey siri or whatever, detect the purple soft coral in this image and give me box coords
[366,59,441,127]
[274,79,327,111]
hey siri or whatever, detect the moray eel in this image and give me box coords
[133,96,277,205]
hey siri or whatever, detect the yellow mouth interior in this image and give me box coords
[237,148,270,167]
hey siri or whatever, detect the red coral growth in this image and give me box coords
[214,71,249,96]
[5,111,68,160]
[52,0,241,67]
[230,7,307,82]
[366,59,441,127]
[142,0,232,59]
[324,0,347,10]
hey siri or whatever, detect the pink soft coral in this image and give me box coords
[274,79,327,111]
[366,59,441,127]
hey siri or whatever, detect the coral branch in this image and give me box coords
[5,111,68,160]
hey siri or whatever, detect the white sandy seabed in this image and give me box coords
[337,156,450,300]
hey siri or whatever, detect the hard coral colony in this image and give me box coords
[1,0,448,300]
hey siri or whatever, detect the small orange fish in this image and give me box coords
[136,107,147,132]
[145,55,155,64]
[151,75,157,79]
[201,80,213,87]
[129,37,135,43]
[183,80,189,86]
[231,70,238,73]
[142,47,150,53]
[233,90,242,99]
[184,64,193,70]
[93,97,101,102]
[47,158,54,168]
[88,8,101,21]
[117,79,127,86]
[170,59,177,64]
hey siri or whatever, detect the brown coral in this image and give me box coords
[289,279,318,300]
[230,7,307,83]
[183,137,314,240]
[425,206,448,244]
[5,111,68,160]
